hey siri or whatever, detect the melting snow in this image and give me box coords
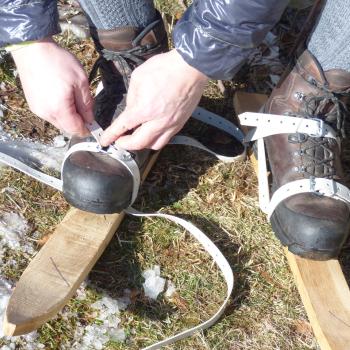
[0,126,68,173]
[20,140,67,172]
[142,265,176,300]
[165,281,176,298]
[0,277,12,334]
[72,291,130,350]
[53,135,68,148]
[142,265,166,300]
[0,214,42,348]
[0,278,44,350]
[0,212,34,254]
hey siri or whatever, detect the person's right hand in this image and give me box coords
[11,37,94,137]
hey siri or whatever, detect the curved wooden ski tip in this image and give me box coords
[234,91,350,350]
[286,251,350,350]
[3,152,159,336]
[3,208,125,336]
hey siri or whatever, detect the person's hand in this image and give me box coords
[100,49,208,150]
[11,37,94,136]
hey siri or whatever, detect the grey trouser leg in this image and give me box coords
[308,0,350,72]
[78,0,156,29]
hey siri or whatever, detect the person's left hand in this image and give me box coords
[100,49,208,150]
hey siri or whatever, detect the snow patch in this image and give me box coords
[23,141,68,172]
[165,280,176,298]
[0,212,33,254]
[0,277,12,334]
[53,135,68,148]
[142,265,176,300]
[142,265,166,300]
[0,125,10,142]
[0,278,43,349]
[0,124,67,172]
[72,291,130,349]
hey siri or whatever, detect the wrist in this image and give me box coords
[9,36,55,54]
[172,49,208,84]
[10,37,57,63]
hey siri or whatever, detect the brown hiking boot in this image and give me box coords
[62,13,168,213]
[263,49,350,260]
[90,14,168,128]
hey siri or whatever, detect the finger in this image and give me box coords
[149,131,177,150]
[100,108,144,146]
[59,99,90,137]
[114,120,176,150]
[74,80,94,123]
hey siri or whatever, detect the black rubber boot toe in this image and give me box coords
[62,149,134,214]
[270,195,350,260]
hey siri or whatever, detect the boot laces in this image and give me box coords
[291,84,350,178]
[89,18,163,89]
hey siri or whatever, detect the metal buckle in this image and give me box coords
[330,179,338,197]
[309,118,325,137]
[309,176,316,192]
[309,177,338,197]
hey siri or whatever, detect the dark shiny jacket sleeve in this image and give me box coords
[173,0,289,80]
[0,0,60,47]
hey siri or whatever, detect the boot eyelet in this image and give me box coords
[288,133,307,143]
[294,91,305,101]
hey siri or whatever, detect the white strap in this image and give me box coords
[125,207,233,350]
[0,108,246,199]
[86,120,104,146]
[170,135,245,163]
[62,142,141,206]
[170,107,246,162]
[240,112,338,142]
[0,152,63,191]
[193,107,245,143]
[257,138,270,213]
[267,178,350,220]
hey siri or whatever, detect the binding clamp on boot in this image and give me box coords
[240,50,350,260]
[62,12,168,214]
